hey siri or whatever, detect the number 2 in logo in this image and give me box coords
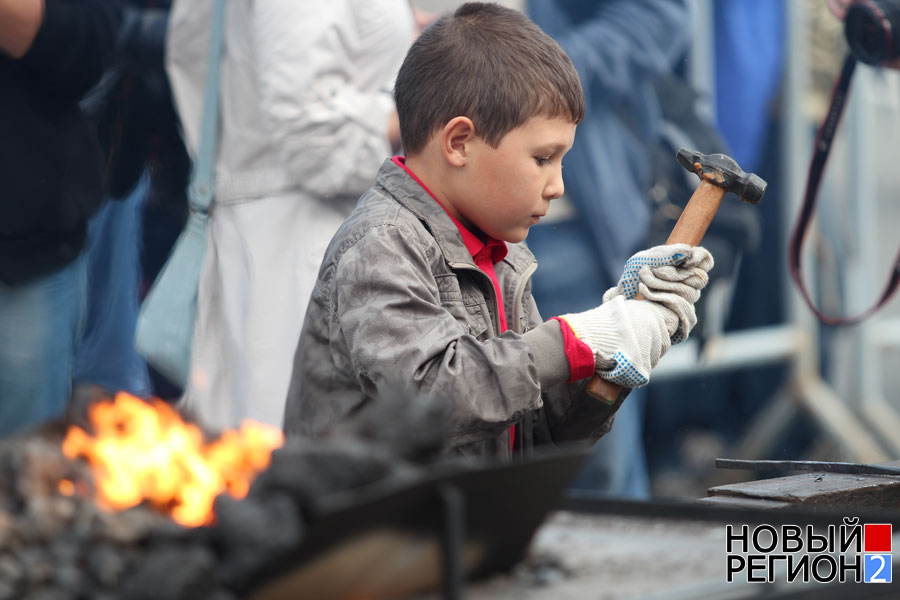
[864,554,892,583]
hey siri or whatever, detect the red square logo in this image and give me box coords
[864,524,892,553]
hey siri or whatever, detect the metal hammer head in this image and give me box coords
[676,149,766,205]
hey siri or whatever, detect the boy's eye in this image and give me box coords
[535,157,551,166]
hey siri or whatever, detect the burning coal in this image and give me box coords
[61,393,283,527]
[0,388,448,599]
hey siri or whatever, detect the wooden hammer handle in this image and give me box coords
[585,179,726,404]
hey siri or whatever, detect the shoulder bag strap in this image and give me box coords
[187,0,226,215]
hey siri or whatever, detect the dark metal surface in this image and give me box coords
[715,458,900,477]
[560,491,900,528]
[439,484,464,600]
[246,445,592,600]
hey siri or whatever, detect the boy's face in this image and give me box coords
[453,115,576,243]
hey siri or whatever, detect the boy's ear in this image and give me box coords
[441,116,476,167]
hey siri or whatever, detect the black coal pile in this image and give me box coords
[0,392,448,600]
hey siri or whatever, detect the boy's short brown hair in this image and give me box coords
[394,2,585,156]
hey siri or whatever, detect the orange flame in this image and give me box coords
[58,479,75,497]
[62,392,283,527]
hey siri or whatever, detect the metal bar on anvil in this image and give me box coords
[714,458,900,477]
[559,493,900,529]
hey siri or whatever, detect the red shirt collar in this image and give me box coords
[392,156,508,265]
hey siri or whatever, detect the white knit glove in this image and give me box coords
[603,244,713,343]
[557,296,678,388]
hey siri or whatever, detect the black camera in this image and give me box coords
[844,0,900,65]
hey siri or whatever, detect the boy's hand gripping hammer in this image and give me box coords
[585,149,766,404]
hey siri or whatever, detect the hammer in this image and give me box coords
[586,149,766,404]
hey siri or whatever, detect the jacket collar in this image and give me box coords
[389,156,509,265]
[374,158,537,274]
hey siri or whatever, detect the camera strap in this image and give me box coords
[788,52,900,326]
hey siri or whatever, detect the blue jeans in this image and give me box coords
[73,176,152,397]
[527,220,650,499]
[0,255,87,436]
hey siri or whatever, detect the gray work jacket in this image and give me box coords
[283,159,622,459]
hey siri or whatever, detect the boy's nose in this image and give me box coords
[544,169,565,200]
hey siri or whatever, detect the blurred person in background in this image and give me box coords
[72,0,192,406]
[525,0,691,498]
[0,0,122,436]
[165,0,419,431]
[643,0,785,498]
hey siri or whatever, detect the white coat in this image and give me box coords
[165,0,415,430]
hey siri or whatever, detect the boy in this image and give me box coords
[283,2,712,459]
